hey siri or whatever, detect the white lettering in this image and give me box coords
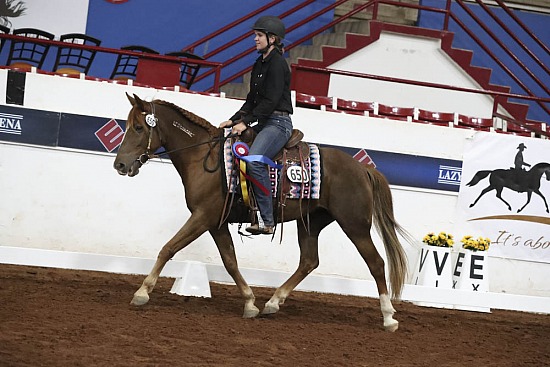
[0,117,22,130]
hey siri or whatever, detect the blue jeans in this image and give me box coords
[248,115,292,226]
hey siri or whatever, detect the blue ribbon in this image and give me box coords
[232,142,283,170]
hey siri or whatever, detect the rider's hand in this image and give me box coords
[231,121,247,135]
[219,120,233,128]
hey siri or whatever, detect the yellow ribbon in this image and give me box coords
[239,160,250,206]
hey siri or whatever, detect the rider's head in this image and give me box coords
[517,143,526,151]
[252,15,285,54]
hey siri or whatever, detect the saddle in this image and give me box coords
[222,128,311,235]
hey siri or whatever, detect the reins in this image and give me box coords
[138,136,221,163]
[135,105,236,173]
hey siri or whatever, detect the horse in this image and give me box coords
[467,162,550,213]
[113,93,412,332]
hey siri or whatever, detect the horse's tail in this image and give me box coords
[366,167,412,299]
[466,170,491,187]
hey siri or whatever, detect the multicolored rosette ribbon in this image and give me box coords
[231,141,281,201]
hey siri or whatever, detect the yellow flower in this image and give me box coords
[461,235,491,251]
[422,231,454,247]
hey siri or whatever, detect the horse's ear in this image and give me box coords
[126,92,135,106]
[132,94,147,111]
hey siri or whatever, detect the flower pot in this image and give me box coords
[414,245,453,288]
[452,249,490,312]
[413,245,453,308]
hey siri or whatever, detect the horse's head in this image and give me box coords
[114,93,163,177]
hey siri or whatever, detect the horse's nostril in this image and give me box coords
[115,162,125,171]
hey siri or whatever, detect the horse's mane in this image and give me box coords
[154,99,219,137]
[128,99,219,137]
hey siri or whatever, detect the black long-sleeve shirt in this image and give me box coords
[230,49,293,125]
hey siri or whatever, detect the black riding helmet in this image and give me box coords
[252,15,285,39]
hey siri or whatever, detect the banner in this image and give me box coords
[457,133,550,263]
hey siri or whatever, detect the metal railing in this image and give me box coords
[292,64,550,137]
[0,1,546,124]
[0,33,223,91]
[181,0,548,123]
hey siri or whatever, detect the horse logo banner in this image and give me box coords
[457,133,550,263]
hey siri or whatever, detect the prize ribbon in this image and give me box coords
[232,142,277,196]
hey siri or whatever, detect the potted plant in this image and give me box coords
[422,232,454,248]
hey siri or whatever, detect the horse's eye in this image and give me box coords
[135,124,144,132]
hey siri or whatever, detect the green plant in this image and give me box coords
[422,232,454,248]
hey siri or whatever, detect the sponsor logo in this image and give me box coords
[353,149,376,167]
[0,112,23,135]
[95,119,124,152]
[438,165,461,186]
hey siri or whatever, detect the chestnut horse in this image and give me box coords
[114,94,411,331]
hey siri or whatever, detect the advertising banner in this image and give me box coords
[0,104,59,146]
[457,133,550,263]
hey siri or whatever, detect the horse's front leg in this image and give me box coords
[263,212,333,316]
[209,226,259,318]
[131,214,209,306]
[534,189,549,213]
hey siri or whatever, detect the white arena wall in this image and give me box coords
[0,35,550,312]
[0,71,548,313]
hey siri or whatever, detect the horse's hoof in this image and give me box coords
[130,293,149,306]
[261,301,280,315]
[384,320,399,332]
[243,306,260,319]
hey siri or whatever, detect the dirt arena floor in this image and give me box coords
[0,264,548,367]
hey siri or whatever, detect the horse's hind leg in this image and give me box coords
[495,187,512,211]
[209,226,260,318]
[342,227,399,332]
[131,215,208,306]
[469,186,493,208]
[262,209,334,315]
[517,191,533,213]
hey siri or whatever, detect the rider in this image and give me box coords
[514,143,531,171]
[219,15,293,235]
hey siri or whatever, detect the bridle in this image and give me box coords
[133,104,234,172]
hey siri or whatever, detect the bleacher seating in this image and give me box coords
[110,45,159,81]
[334,98,377,116]
[6,28,55,71]
[165,51,205,90]
[294,92,335,111]
[415,108,455,127]
[53,33,102,76]
[289,92,550,138]
[376,103,415,122]
[455,114,495,132]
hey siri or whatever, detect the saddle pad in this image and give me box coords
[223,135,321,200]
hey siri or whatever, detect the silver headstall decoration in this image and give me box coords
[145,113,157,127]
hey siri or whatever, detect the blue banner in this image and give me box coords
[324,144,462,192]
[0,104,60,146]
[0,105,461,192]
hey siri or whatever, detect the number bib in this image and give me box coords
[286,165,310,183]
